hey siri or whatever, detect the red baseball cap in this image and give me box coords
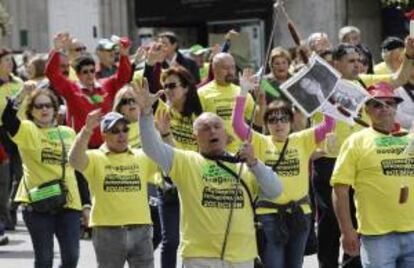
[367,82,403,103]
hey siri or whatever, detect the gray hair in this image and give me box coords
[338,26,360,42]
[307,32,329,51]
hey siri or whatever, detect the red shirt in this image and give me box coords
[46,50,132,148]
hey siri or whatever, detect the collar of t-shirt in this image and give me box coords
[99,143,134,155]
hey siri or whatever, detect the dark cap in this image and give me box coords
[332,43,359,60]
[381,37,404,52]
[100,112,128,133]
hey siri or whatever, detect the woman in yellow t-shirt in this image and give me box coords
[2,87,81,268]
[232,96,334,268]
[153,65,203,267]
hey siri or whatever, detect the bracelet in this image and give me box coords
[82,204,91,210]
[161,132,171,138]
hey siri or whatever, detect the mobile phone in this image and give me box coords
[411,20,414,38]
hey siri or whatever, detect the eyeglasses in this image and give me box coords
[73,46,86,52]
[81,68,95,75]
[267,116,290,124]
[108,127,129,135]
[164,82,180,90]
[33,102,54,110]
[369,100,398,109]
[119,98,136,106]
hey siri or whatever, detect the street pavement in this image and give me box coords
[0,216,319,268]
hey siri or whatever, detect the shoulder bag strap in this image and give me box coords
[272,138,289,171]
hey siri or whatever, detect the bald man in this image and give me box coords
[197,53,263,153]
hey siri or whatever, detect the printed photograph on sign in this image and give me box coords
[280,55,340,117]
[330,79,370,117]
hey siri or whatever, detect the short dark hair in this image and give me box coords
[263,100,294,123]
[74,55,95,73]
[158,32,179,49]
[25,89,60,121]
[332,43,359,61]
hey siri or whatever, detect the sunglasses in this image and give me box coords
[81,68,95,75]
[73,46,86,52]
[33,102,54,110]
[119,98,136,106]
[164,82,180,90]
[267,116,290,124]
[108,127,129,135]
[369,100,398,109]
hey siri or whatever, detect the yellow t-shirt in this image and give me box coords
[373,62,391,75]
[197,81,255,153]
[128,122,141,149]
[68,67,79,82]
[169,149,258,262]
[82,146,158,226]
[331,128,414,235]
[155,99,198,151]
[132,69,144,87]
[13,121,81,210]
[252,129,316,214]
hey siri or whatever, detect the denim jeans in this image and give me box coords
[157,188,180,268]
[360,232,414,268]
[92,225,154,268]
[0,161,10,235]
[258,212,311,268]
[22,207,81,268]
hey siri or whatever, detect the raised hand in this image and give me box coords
[118,37,131,56]
[225,29,239,41]
[237,142,257,167]
[53,32,71,51]
[132,78,163,114]
[133,46,147,65]
[85,109,102,132]
[147,42,165,66]
[239,68,258,96]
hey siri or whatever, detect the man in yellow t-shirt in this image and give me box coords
[197,53,262,153]
[69,111,158,268]
[135,81,282,267]
[312,40,414,268]
[332,82,414,267]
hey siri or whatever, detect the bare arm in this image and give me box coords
[69,110,102,171]
[332,183,360,256]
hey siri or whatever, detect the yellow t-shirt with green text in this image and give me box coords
[155,99,198,151]
[198,81,255,153]
[13,121,81,210]
[252,129,316,214]
[82,146,158,226]
[331,128,414,235]
[169,149,258,262]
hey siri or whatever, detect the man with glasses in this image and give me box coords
[69,110,158,268]
[45,32,132,149]
[312,39,414,268]
[332,82,414,268]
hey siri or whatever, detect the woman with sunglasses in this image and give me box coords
[112,84,162,250]
[232,79,335,268]
[152,65,202,268]
[1,85,81,268]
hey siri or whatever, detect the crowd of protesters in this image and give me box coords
[0,20,413,268]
